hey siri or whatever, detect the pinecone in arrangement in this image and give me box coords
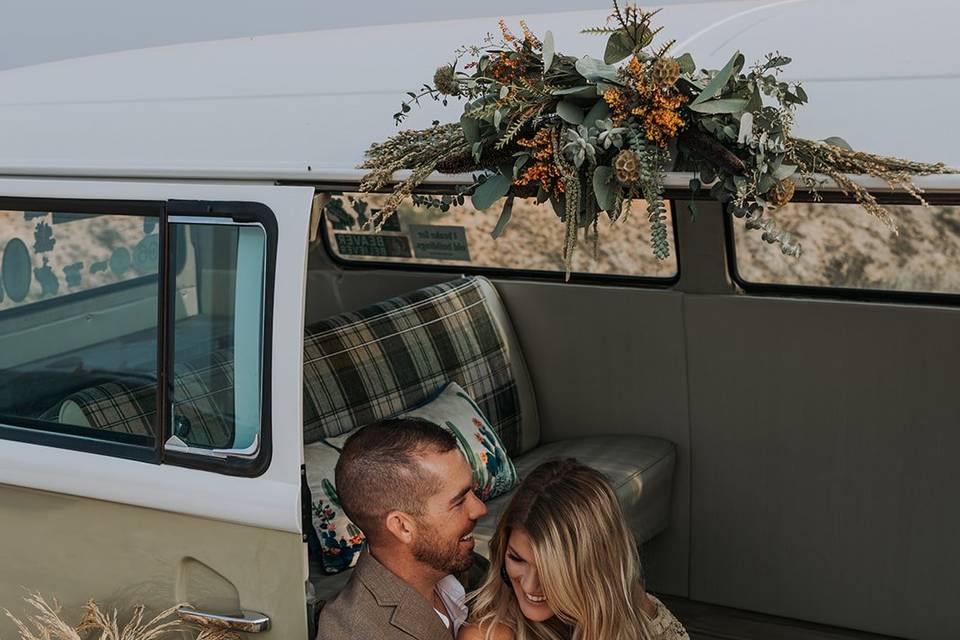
[768,179,796,208]
[651,57,681,87]
[433,64,460,96]
[613,150,642,185]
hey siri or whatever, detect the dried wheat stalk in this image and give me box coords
[4,594,240,640]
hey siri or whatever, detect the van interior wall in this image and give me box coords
[305,215,960,638]
[684,295,960,639]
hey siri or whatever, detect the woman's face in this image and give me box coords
[504,528,554,622]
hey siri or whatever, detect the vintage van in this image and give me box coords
[1,1,958,639]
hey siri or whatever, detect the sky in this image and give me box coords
[0,0,724,71]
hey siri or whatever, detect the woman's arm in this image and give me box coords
[638,590,659,618]
[458,622,515,640]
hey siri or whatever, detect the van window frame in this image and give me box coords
[162,200,278,478]
[316,184,682,288]
[0,197,278,477]
[724,189,960,306]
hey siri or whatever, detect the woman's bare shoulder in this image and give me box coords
[457,621,515,640]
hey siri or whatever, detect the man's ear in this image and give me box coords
[384,510,417,545]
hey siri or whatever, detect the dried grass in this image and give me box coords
[4,594,239,640]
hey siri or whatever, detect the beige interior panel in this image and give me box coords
[495,281,691,596]
[0,482,307,639]
[685,295,960,640]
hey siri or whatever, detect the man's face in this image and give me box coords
[411,448,488,574]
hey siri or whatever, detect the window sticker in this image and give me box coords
[408,225,471,261]
[0,210,156,311]
[334,232,412,258]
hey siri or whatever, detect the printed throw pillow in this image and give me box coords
[303,431,365,575]
[401,381,519,502]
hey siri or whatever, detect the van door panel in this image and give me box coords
[0,180,314,638]
[0,483,306,638]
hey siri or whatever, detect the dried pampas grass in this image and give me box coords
[4,593,240,640]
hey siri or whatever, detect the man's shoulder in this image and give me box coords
[316,575,385,637]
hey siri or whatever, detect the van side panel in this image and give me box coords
[0,483,308,638]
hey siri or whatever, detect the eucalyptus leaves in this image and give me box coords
[360,1,956,273]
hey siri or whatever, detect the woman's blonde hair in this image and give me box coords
[468,459,654,640]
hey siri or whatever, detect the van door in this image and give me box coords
[0,179,314,639]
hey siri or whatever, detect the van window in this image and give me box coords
[166,220,266,455]
[732,200,960,295]
[0,209,160,449]
[323,191,677,279]
[0,204,271,467]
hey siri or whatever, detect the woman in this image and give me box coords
[458,459,688,640]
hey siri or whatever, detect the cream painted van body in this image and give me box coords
[1,2,959,639]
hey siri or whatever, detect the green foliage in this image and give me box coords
[593,165,615,211]
[690,51,744,106]
[555,100,584,124]
[360,0,958,271]
[491,196,515,239]
[471,174,511,210]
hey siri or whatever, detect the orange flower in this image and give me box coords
[627,56,645,82]
[603,88,632,125]
[515,128,566,194]
[490,54,522,83]
[631,76,689,147]
[519,20,542,50]
[499,19,517,43]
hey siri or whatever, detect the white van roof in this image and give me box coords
[0,0,956,183]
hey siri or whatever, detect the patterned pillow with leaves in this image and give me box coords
[402,381,519,501]
[303,432,365,575]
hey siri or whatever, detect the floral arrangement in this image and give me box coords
[359,2,956,273]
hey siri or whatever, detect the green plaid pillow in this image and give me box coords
[402,381,518,502]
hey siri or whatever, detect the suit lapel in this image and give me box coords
[355,553,452,640]
[390,590,452,639]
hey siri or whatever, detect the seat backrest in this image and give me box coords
[56,348,236,448]
[302,276,540,456]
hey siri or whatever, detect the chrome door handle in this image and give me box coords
[177,606,271,633]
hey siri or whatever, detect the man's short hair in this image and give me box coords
[335,417,458,541]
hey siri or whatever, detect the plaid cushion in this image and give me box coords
[64,349,235,448]
[302,277,523,454]
[65,381,155,436]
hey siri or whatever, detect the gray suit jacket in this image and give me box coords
[316,553,454,640]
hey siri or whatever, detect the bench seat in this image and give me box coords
[472,435,676,557]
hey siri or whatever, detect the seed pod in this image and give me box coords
[651,57,681,88]
[768,179,796,208]
[613,150,642,185]
[433,65,460,96]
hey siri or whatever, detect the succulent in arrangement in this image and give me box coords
[359,1,957,275]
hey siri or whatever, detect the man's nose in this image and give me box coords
[469,492,488,519]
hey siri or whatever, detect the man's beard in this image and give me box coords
[412,521,475,574]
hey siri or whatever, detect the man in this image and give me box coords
[316,417,488,639]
